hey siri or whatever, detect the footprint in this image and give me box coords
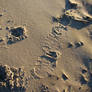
[81,69,87,74]
[0,37,7,48]
[30,68,41,80]
[7,26,28,44]
[41,50,61,68]
[52,26,62,37]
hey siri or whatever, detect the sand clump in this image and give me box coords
[0,64,26,92]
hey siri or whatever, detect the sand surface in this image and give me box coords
[0,0,92,92]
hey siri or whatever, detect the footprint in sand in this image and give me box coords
[62,86,75,92]
[6,26,28,45]
[41,50,62,68]
[52,24,67,38]
[30,68,41,80]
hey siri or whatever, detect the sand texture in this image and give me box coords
[0,0,92,92]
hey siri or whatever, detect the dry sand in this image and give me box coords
[0,0,92,92]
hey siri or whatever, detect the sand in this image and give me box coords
[0,0,92,92]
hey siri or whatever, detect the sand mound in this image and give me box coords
[0,64,26,92]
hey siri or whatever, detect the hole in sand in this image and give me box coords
[7,26,28,44]
[82,69,87,74]
[10,27,25,37]
[62,74,68,81]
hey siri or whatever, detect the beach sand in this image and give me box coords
[0,0,92,92]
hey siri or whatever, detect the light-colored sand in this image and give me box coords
[0,0,92,92]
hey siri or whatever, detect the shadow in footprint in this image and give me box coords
[7,27,27,45]
[80,75,87,85]
[40,55,56,63]
[57,0,92,30]
[59,15,92,30]
[62,74,68,81]
[65,0,77,10]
